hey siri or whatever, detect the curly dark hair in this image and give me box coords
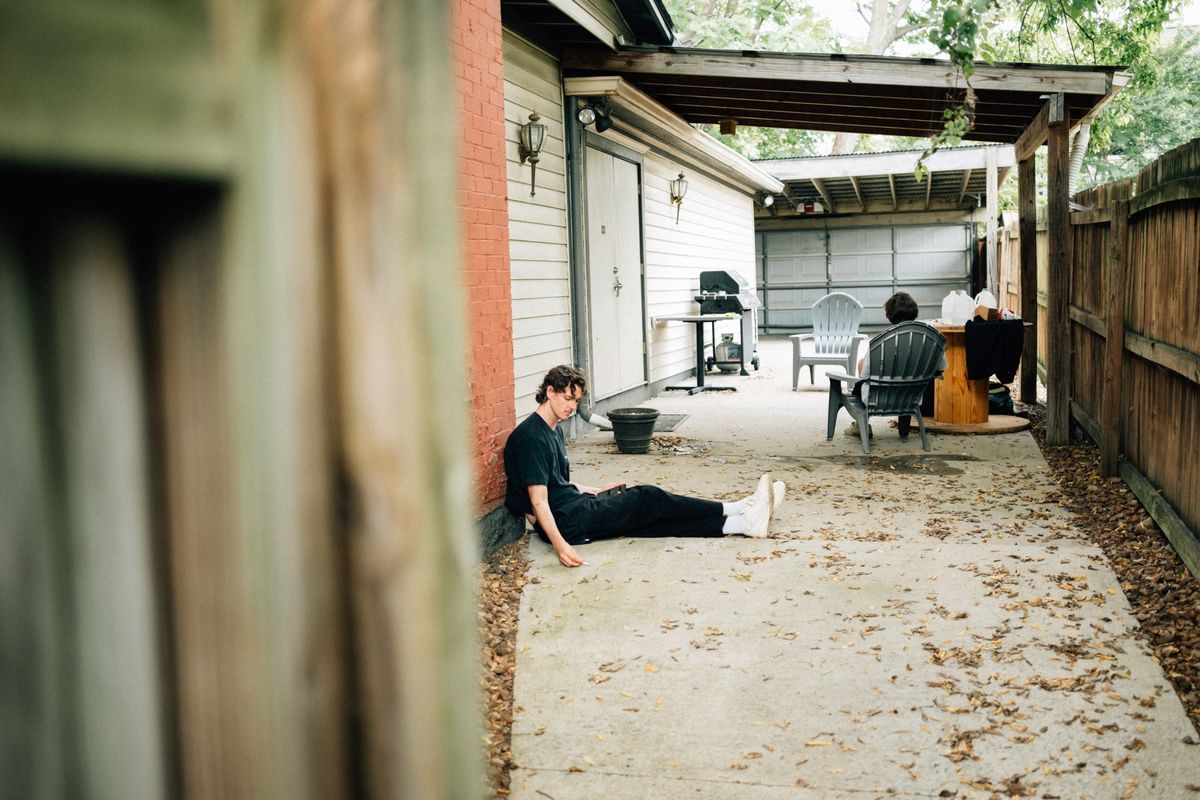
[535,365,587,403]
[884,291,919,323]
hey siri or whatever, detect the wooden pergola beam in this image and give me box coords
[810,178,835,212]
[924,169,933,210]
[958,168,972,205]
[848,175,865,211]
[1015,93,1065,161]
[888,173,897,210]
[561,49,1111,96]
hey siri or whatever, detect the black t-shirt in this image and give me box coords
[504,412,584,517]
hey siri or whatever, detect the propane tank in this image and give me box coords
[714,333,742,372]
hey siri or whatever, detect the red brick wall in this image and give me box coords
[452,0,516,512]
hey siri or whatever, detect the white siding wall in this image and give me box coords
[642,156,757,383]
[503,34,572,412]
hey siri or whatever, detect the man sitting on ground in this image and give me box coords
[504,365,785,568]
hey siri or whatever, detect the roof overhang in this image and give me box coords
[565,76,784,195]
[756,146,1015,218]
[562,46,1129,142]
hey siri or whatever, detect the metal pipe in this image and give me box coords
[577,398,613,430]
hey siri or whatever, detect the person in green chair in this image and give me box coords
[849,292,948,438]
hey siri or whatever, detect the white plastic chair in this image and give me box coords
[789,292,867,389]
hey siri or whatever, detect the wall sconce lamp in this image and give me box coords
[576,98,613,133]
[518,111,546,196]
[669,172,688,225]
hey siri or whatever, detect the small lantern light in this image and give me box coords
[669,172,688,225]
[518,112,546,196]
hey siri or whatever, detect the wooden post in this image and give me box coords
[51,217,168,800]
[985,145,998,295]
[1100,183,1131,476]
[1018,155,1039,405]
[1045,94,1071,445]
[0,230,73,798]
[317,1,483,796]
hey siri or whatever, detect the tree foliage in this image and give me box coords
[663,0,1187,179]
[1081,27,1200,185]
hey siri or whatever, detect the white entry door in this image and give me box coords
[585,146,645,399]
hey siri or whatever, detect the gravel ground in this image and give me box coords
[1027,406,1200,732]
[478,409,1200,797]
[479,534,531,798]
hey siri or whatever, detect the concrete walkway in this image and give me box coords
[509,337,1200,799]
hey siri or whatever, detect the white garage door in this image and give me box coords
[756,224,973,331]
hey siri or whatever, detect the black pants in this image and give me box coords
[542,485,725,545]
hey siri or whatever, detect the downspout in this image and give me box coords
[578,399,613,430]
[563,95,612,433]
[1069,123,1091,195]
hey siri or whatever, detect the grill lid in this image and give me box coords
[695,269,760,312]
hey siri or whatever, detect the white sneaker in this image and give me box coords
[743,492,771,537]
[741,472,772,509]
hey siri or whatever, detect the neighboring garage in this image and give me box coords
[752,146,1015,331]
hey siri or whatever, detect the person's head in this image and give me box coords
[884,292,919,324]
[536,365,587,420]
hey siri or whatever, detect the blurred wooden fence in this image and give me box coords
[998,138,1200,580]
[0,2,480,798]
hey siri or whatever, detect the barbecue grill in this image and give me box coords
[695,270,761,315]
[694,270,760,373]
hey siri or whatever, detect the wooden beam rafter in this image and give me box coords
[561,49,1111,96]
[1015,92,1065,161]
[887,173,897,210]
[958,168,972,205]
[810,178,835,213]
[848,175,865,211]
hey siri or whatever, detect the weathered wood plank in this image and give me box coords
[1018,156,1038,404]
[1129,175,1200,215]
[319,0,482,796]
[50,215,167,800]
[0,3,231,177]
[1101,188,1130,476]
[1070,398,1102,445]
[1126,330,1200,385]
[561,48,1112,95]
[1045,99,1072,444]
[1015,100,1049,161]
[1070,206,1115,226]
[0,225,73,799]
[1120,461,1200,581]
[1068,304,1105,337]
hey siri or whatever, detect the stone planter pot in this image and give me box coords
[608,407,659,454]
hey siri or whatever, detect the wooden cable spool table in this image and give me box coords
[925,322,1031,435]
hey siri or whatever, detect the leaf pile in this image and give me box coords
[478,534,531,797]
[1029,405,1200,732]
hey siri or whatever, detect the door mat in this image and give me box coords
[653,413,689,432]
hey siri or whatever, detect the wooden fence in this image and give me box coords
[1,3,480,798]
[997,138,1200,580]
